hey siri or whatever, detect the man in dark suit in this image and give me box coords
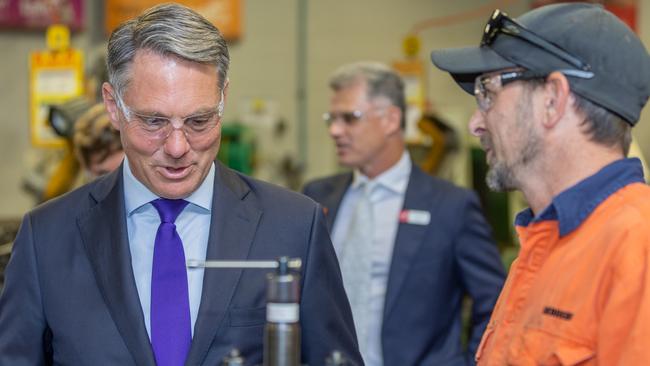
[303,62,505,365]
[0,4,361,366]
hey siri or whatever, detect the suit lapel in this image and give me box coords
[319,173,352,231]
[383,166,434,318]
[77,169,156,366]
[186,163,262,365]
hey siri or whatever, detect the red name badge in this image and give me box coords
[399,209,431,225]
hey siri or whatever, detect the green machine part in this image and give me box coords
[217,122,255,175]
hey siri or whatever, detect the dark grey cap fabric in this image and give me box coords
[430,3,650,125]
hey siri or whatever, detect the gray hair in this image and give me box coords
[106,3,230,107]
[573,94,632,156]
[329,62,406,128]
[523,78,632,155]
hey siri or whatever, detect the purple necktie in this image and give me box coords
[151,198,191,366]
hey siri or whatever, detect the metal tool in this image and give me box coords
[187,257,303,366]
[187,258,302,270]
[263,257,301,366]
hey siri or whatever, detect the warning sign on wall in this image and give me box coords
[29,27,84,147]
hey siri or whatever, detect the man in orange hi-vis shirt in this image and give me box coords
[431,3,650,365]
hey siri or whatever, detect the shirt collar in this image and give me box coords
[351,151,411,195]
[123,157,215,216]
[515,158,645,236]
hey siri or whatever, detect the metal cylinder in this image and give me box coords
[263,257,301,366]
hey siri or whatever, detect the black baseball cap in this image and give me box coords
[430,3,650,125]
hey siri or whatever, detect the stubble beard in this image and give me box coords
[485,94,541,192]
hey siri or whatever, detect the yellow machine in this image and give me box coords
[29,25,87,202]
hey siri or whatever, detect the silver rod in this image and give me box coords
[187,259,278,269]
[187,258,302,270]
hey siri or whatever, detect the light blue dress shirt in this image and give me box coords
[122,158,213,338]
[331,151,411,366]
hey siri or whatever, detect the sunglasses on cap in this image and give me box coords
[482,9,594,80]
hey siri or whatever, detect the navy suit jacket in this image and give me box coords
[303,164,505,365]
[0,162,362,366]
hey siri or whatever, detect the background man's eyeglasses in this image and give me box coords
[482,9,594,79]
[322,110,364,126]
[323,107,389,127]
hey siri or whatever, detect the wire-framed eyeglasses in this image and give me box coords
[116,90,225,142]
[322,110,364,127]
[322,107,388,127]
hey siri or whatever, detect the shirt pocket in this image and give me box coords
[229,306,267,327]
[512,326,595,366]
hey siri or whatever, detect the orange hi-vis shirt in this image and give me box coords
[476,158,650,365]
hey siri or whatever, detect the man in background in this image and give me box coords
[73,103,124,179]
[303,62,505,365]
[431,3,650,364]
[0,4,362,365]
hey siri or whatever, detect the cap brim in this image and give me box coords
[431,46,517,94]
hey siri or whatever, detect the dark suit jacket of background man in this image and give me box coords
[303,164,505,365]
[0,161,362,366]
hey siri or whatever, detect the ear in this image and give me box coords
[222,78,230,99]
[218,79,230,116]
[542,71,570,128]
[102,82,122,131]
[382,104,402,136]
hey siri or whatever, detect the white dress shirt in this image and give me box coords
[331,151,411,366]
[123,158,214,338]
